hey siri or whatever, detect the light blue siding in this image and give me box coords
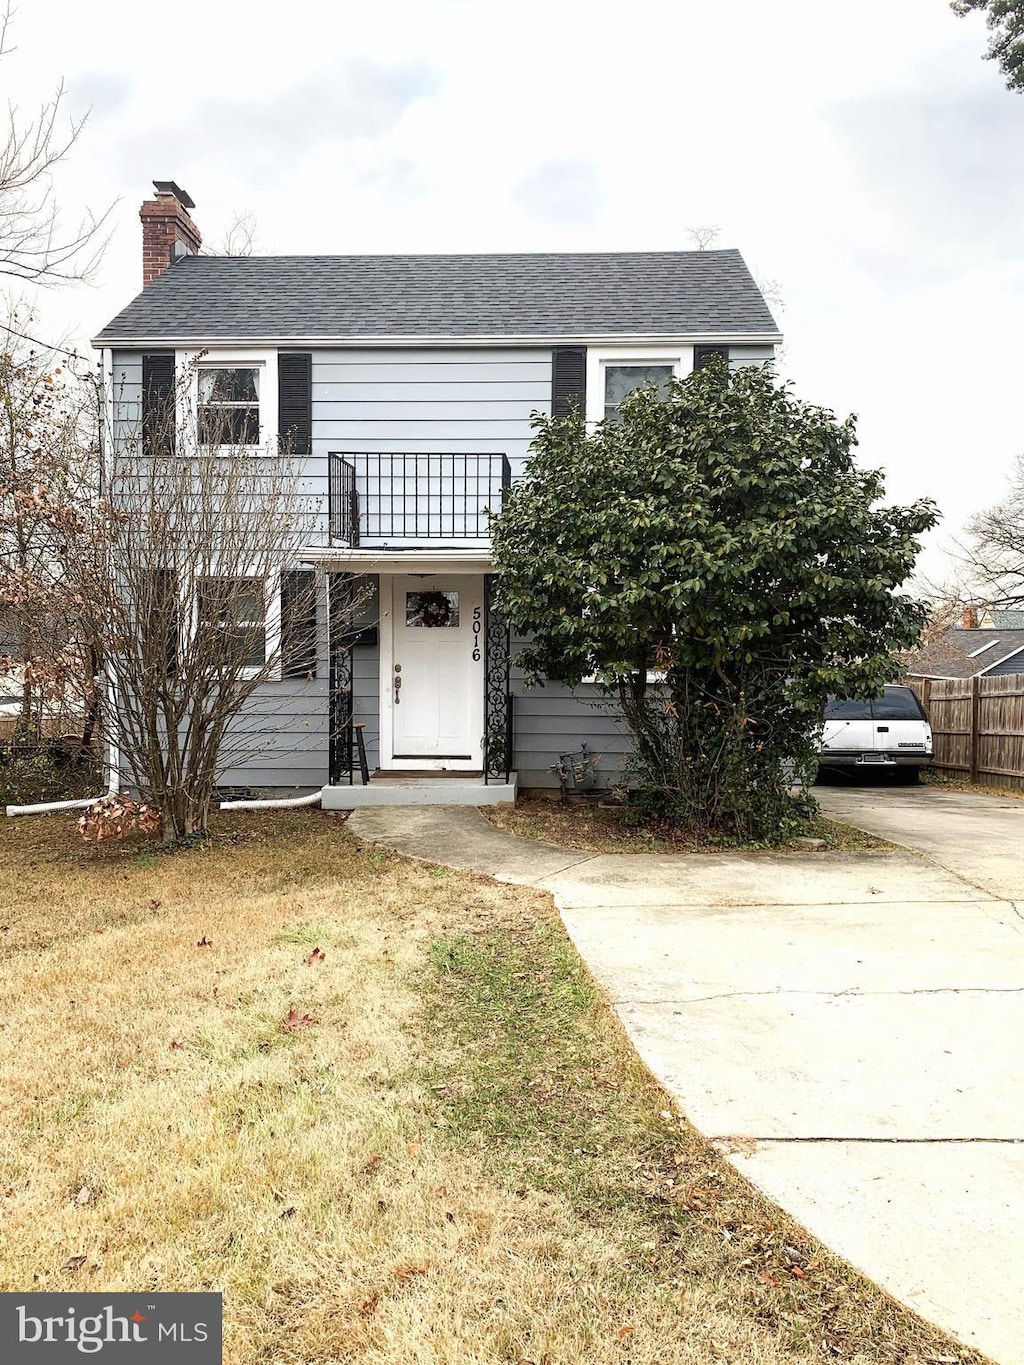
[511,679,634,791]
[728,344,775,370]
[310,347,551,548]
[216,681,330,791]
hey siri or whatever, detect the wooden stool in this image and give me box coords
[352,723,370,785]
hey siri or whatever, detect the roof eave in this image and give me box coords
[92,328,784,349]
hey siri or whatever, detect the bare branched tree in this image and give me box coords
[69,365,334,839]
[205,209,259,258]
[686,225,720,251]
[0,319,99,734]
[960,454,1024,607]
[0,3,112,284]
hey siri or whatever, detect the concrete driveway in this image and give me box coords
[350,798,1024,1365]
[816,781,1024,901]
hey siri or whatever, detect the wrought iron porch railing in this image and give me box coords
[328,451,511,545]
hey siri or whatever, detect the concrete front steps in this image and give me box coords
[321,772,517,809]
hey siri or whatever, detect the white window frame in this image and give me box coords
[585,345,694,428]
[178,348,279,456]
[189,567,283,681]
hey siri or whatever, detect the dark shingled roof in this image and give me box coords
[906,628,1024,679]
[94,249,780,344]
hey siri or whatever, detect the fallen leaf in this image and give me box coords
[394,1264,429,1279]
[61,1255,87,1273]
[407,1141,422,1157]
[359,1292,379,1318]
[148,899,161,911]
[278,1008,315,1034]
[615,1324,635,1341]
[169,1040,185,1051]
[790,1265,808,1279]
[304,946,325,966]
[757,1270,780,1288]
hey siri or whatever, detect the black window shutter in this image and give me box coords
[693,344,730,371]
[551,346,587,418]
[146,568,178,676]
[142,352,175,456]
[281,569,318,678]
[278,351,312,455]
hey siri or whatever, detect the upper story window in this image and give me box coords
[585,348,688,427]
[585,345,735,427]
[178,349,277,454]
[603,364,675,423]
[197,366,260,446]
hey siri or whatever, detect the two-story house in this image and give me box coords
[93,182,781,807]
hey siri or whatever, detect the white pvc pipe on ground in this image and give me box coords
[218,790,323,812]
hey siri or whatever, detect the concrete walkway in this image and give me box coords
[349,803,1024,1365]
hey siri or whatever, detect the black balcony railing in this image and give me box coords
[328,451,511,545]
[328,454,359,544]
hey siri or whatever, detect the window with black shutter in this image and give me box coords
[281,569,318,678]
[551,347,586,419]
[278,351,312,455]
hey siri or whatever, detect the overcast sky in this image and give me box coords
[4,0,1022,588]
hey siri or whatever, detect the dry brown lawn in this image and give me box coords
[0,810,985,1364]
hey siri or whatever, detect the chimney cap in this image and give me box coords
[152,180,195,211]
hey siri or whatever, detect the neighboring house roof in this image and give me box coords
[906,628,1024,678]
[980,608,1024,629]
[93,249,781,345]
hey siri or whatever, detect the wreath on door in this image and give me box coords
[408,590,453,628]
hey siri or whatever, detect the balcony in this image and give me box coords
[328,451,511,547]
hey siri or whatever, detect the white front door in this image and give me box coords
[382,575,484,770]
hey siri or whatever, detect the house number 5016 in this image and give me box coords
[472,606,482,661]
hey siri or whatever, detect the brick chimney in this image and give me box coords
[962,605,979,630]
[139,181,202,287]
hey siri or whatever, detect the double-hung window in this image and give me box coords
[197,576,267,668]
[602,364,675,424]
[586,348,687,427]
[197,367,261,447]
[585,346,733,427]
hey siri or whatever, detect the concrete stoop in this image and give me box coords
[321,773,517,808]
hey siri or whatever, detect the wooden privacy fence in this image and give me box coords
[915,675,1024,790]
[0,716,69,741]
